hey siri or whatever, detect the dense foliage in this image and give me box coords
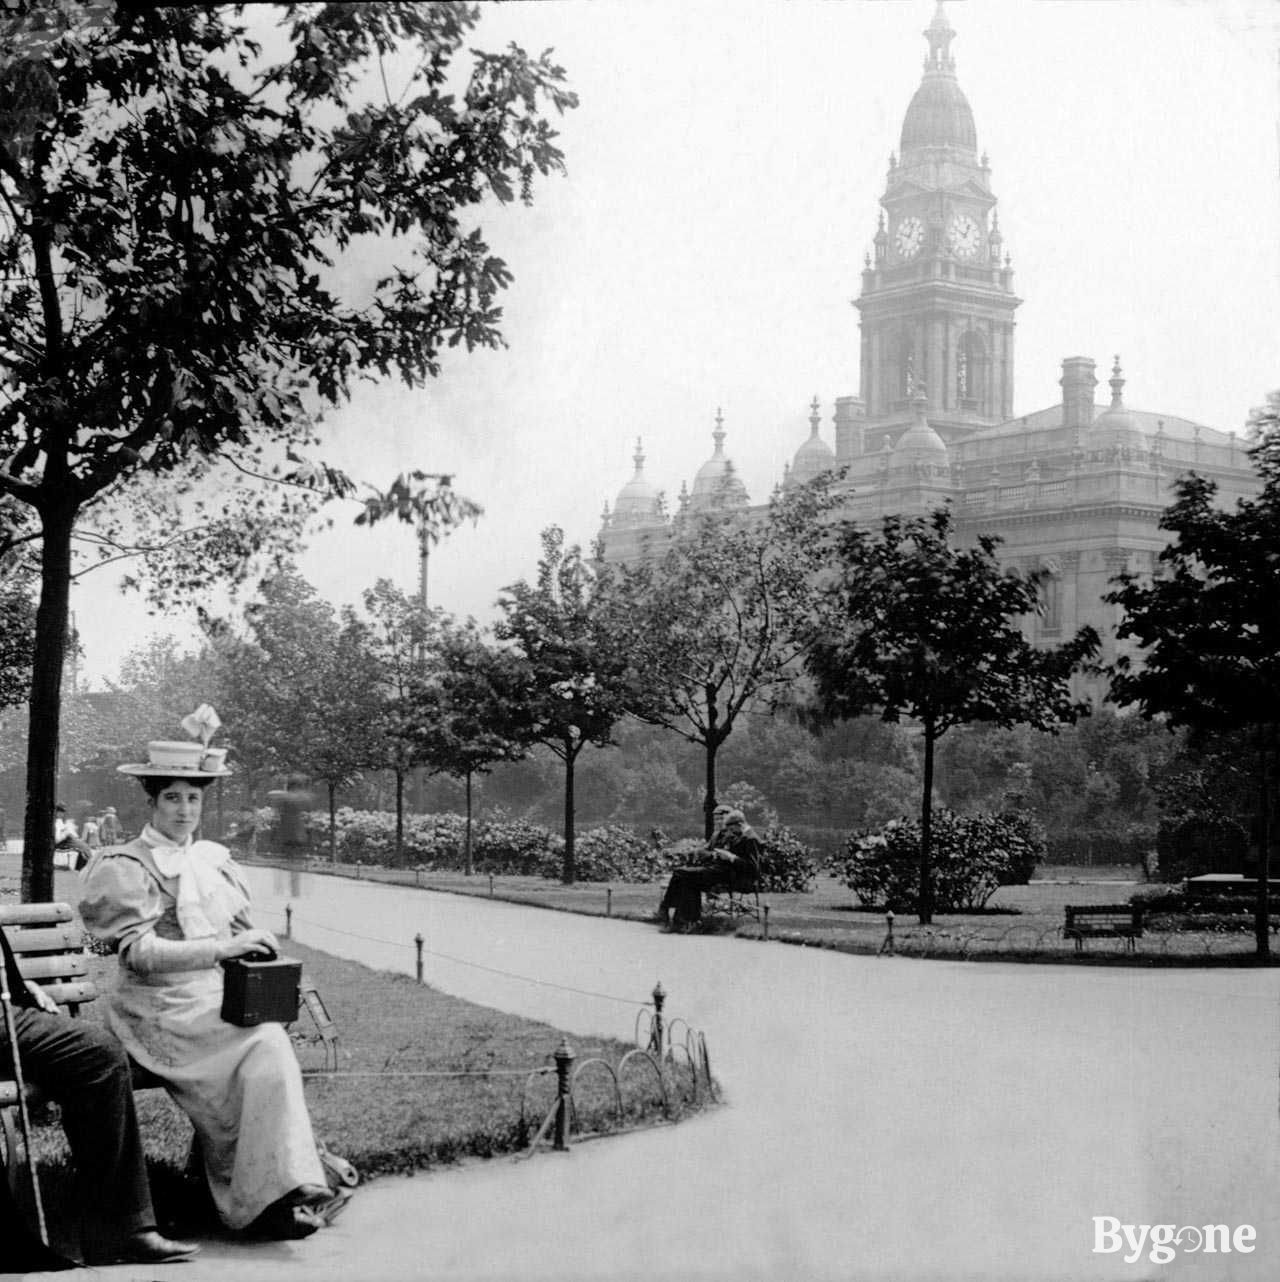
[1107,391,1280,954]
[807,506,1097,923]
[0,1,575,900]
[615,477,841,837]
[831,810,1046,913]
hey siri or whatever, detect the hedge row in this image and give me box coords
[288,809,819,890]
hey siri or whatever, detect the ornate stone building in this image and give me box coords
[597,2,1259,669]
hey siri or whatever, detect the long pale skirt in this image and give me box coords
[105,964,327,1230]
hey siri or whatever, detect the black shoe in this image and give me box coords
[247,1201,324,1240]
[93,1229,201,1265]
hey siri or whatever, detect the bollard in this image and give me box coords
[882,910,895,956]
[415,865,423,887]
[553,1038,576,1151]
[650,981,666,1056]
[414,932,424,984]
[606,888,613,918]
[284,904,293,939]
[489,873,494,898]
[762,904,769,941]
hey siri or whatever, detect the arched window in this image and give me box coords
[957,329,987,413]
[898,329,916,399]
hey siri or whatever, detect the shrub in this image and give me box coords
[830,810,1046,912]
[756,827,818,893]
[538,825,662,883]
[474,819,561,876]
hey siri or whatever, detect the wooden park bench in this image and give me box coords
[703,852,765,924]
[1062,903,1144,953]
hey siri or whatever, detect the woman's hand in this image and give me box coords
[25,979,61,1015]
[217,928,280,962]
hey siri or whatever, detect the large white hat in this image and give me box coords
[119,706,229,779]
[118,740,231,779]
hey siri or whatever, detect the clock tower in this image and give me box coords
[853,2,1019,449]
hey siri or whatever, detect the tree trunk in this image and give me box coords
[464,769,474,877]
[702,683,719,840]
[918,722,937,926]
[328,781,337,863]
[22,505,75,904]
[1254,736,1272,961]
[394,768,405,862]
[562,741,577,885]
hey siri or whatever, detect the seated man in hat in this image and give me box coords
[0,921,200,1264]
[656,807,764,930]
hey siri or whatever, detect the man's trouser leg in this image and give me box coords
[4,1008,155,1250]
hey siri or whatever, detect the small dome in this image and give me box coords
[1093,355,1140,436]
[892,395,949,463]
[790,398,836,486]
[901,75,977,154]
[691,411,749,509]
[612,438,664,527]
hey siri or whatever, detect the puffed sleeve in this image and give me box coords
[79,854,162,954]
[79,854,221,973]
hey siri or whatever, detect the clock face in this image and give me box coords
[948,213,982,259]
[894,216,923,259]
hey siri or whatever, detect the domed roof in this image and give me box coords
[900,3,976,155]
[612,438,664,527]
[892,394,949,465]
[691,410,749,509]
[901,75,977,154]
[1092,357,1141,436]
[790,398,836,486]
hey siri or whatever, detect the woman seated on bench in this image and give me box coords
[657,807,763,930]
[80,726,344,1241]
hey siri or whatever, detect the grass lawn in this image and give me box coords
[264,857,1277,964]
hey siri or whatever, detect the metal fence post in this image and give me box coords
[414,932,424,984]
[489,873,494,898]
[553,1038,575,1151]
[650,981,666,1056]
[882,910,895,956]
[762,904,769,940]
[606,888,613,918]
[284,903,292,939]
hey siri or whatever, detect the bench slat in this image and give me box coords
[16,954,89,981]
[39,979,99,1007]
[2,924,84,954]
[0,903,74,927]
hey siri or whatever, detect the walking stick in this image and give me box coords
[0,964,49,1248]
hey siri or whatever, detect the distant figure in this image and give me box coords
[266,776,313,857]
[83,814,101,850]
[99,806,123,846]
[54,802,91,872]
[656,806,763,930]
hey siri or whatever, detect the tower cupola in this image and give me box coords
[900,2,977,156]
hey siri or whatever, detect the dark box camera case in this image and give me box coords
[220,956,302,1027]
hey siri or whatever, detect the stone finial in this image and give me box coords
[713,407,725,451]
[809,396,821,435]
[1108,356,1125,409]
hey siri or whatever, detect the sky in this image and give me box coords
[73,0,1280,687]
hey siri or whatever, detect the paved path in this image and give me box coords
[18,869,1280,1281]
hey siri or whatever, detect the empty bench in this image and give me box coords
[1063,904,1144,953]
